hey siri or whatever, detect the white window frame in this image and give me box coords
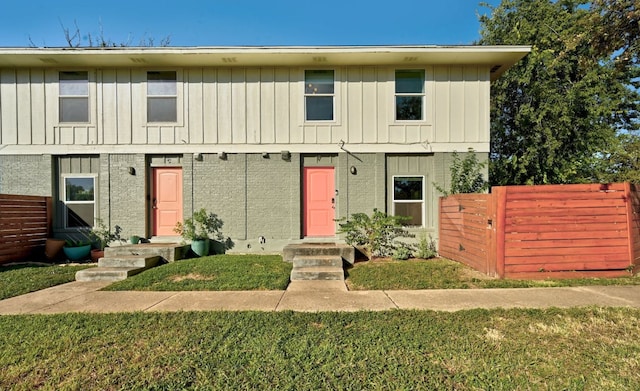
[62,174,97,229]
[304,69,335,122]
[146,70,179,124]
[392,175,425,227]
[58,71,90,124]
[394,69,426,122]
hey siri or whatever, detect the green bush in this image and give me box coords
[391,244,413,261]
[415,232,438,259]
[337,209,414,258]
[174,208,224,241]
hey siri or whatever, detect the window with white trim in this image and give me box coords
[305,70,334,121]
[393,176,424,226]
[59,71,89,123]
[395,69,425,121]
[63,176,96,228]
[147,71,177,122]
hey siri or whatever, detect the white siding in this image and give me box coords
[0,65,491,151]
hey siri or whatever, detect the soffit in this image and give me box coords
[0,45,530,81]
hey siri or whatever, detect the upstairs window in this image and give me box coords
[305,70,334,121]
[393,176,424,226]
[395,70,425,121]
[147,71,177,122]
[59,71,89,123]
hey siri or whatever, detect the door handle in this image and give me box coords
[331,197,335,209]
[152,198,157,209]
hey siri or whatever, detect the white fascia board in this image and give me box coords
[0,142,489,155]
[0,45,530,72]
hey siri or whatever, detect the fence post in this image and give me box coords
[45,196,53,237]
[486,188,496,277]
[494,186,507,278]
[624,182,636,272]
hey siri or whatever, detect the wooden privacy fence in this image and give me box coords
[439,183,640,279]
[0,194,52,265]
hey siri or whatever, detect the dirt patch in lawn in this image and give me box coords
[170,273,216,282]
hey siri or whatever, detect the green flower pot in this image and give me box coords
[190,239,210,257]
[63,244,91,262]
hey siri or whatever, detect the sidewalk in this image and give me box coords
[1,280,640,315]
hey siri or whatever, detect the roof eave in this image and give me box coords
[0,45,530,79]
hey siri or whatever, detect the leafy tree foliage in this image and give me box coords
[434,149,489,196]
[598,133,640,183]
[480,0,639,185]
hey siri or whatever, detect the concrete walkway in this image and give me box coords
[1,280,640,315]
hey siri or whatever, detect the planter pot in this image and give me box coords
[190,239,210,257]
[130,235,140,244]
[63,245,91,262]
[90,249,104,262]
[44,238,66,261]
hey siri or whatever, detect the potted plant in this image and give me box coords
[174,208,224,257]
[45,238,66,262]
[62,238,93,262]
[89,219,125,262]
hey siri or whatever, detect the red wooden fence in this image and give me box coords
[439,183,640,279]
[0,194,52,265]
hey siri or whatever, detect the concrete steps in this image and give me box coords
[98,255,160,269]
[289,254,345,282]
[76,243,189,282]
[283,242,355,265]
[104,243,189,263]
[75,267,146,282]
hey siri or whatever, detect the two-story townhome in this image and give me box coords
[0,46,529,252]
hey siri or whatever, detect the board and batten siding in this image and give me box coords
[0,65,489,149]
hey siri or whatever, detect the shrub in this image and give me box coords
[337,209,414,258]
[174,209,224,241]
[415,232,438,259]
[392,244,413,261]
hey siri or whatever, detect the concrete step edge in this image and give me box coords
[292,255,343,268]
[99,255,160,268]
[75,267,143,282]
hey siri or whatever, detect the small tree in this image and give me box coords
[174,209,224,241]
[434,148,489,196]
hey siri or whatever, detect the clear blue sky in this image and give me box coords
[0,0,501,47]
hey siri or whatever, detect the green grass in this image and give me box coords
[1,308,639,389]
[346,258,640,290]
[104,254,292,291]
[0,263,94,300]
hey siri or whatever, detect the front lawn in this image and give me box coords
[346,258,640,290]
[1,308,639,389]
[0,263,94,300]
[104,254,291,291]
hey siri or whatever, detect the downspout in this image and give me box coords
[244,154,248,241]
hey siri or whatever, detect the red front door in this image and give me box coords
[303,167,335,237]
[152,168,183,236]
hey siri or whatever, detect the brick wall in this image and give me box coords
[0,155,52,197]
[102,154,147,238]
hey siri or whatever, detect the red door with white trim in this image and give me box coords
[303,167,335,237]
[152,168,183,236]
